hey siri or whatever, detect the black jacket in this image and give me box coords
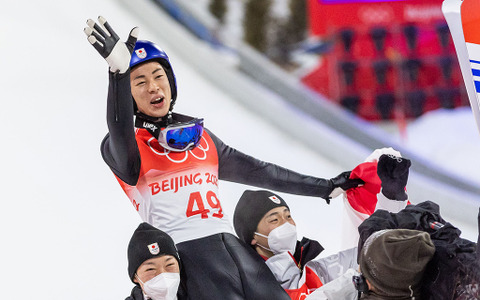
[125,283,188,300]
[358,201,479,300]
[125,285,143,300]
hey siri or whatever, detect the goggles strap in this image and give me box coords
[134,115,164,140]
[135,112,203,145]
[135,112,199,135]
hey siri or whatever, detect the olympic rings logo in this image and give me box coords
[147,136,209,163]
[386,154,403,163]
[358,6,394,24]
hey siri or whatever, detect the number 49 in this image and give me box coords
[186,191,224,219]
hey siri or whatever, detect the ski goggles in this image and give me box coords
[157,118,204,152]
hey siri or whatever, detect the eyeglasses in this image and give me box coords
[157,118,204,152]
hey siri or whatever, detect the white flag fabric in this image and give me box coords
[442,0,480,134]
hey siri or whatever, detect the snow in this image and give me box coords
[0,0,478,299]
[395,107,480,186]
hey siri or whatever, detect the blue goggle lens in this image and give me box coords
[161,119,204,151]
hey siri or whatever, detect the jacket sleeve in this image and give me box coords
[125,285,144,300]
[206,129,333,200]
[265,252,302,290]
[304,268,358,300]
[100,71,141,186]
[305,247,358,285]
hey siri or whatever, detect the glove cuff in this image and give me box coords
[381,187,408,201]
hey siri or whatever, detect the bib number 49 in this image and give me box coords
[186,191,224,219]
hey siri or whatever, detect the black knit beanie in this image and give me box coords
[359,229,435,298]
[127,222,181,283]
[233,190,289,245]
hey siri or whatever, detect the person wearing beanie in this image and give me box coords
[234,189,358,300]
[356,229,436,299]
[233,149,415,299]
[356,203,480,300]
[125,223,186,300]
[305,229,436,300]
[234,189,296,259]
[85,16,364,300]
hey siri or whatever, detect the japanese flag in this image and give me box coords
[148,242,160,255]
[442,0,480,134]
[135,48,147,59]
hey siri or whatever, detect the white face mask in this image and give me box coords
[137,272,180,300]
[255,222,297,255]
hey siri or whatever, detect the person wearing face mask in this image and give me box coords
[234,189,359,300]
[126,222,187,300]
[233,150,414,299]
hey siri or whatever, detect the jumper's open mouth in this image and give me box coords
[151,97,164,104]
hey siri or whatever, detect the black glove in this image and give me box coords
[377,154,411,201]
[327,171,364,203]
[84,16,138,74]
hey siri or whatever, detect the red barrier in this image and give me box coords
[303,0,469,121]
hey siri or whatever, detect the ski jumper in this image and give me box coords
[101,72,335,300]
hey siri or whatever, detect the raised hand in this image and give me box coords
[377,154,411,201]
[84,16,139,74]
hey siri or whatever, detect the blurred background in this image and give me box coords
[0,0,478,298]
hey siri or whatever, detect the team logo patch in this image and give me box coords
[148,242,160,255]
[269,195,281,204]
[135,48,147,59]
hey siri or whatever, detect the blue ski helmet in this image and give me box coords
[130,40,177,108]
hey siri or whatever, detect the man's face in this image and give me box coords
[130,61,172,118]
[134,255,180,288]
[251,206,295,251]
